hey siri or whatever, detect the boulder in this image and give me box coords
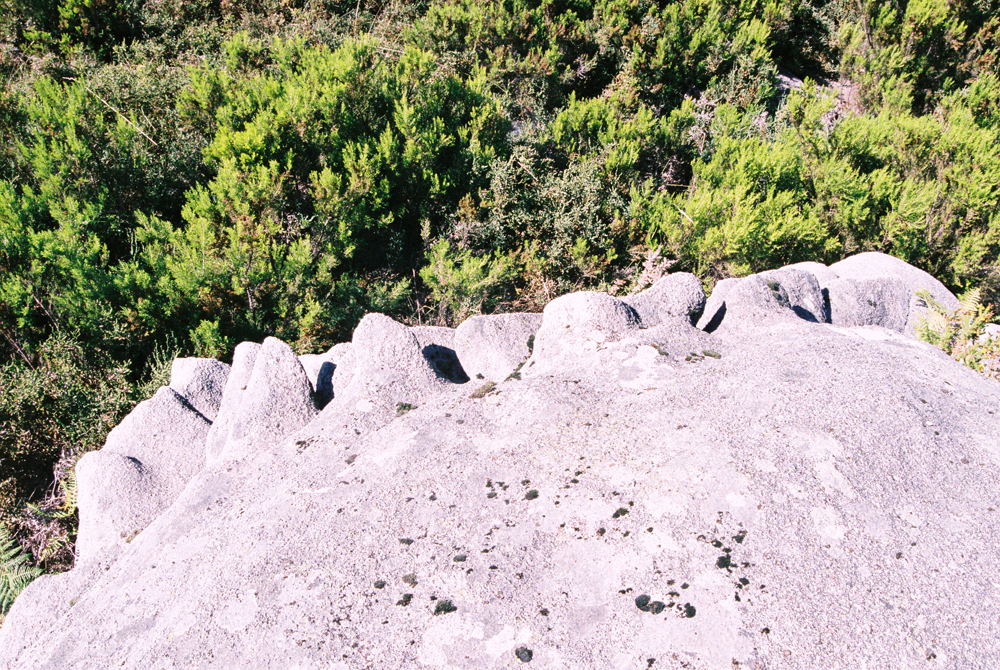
[528,292,640,369]
[622,272,706,327]
[699,269,827,333]
[221,337,318,461]
[696,277,740,332]
[454,313,543,381]
[75,387,210,562]
[825,276,911,331]
[757,268,828,323]
[781,260,838,284]
[830,252,960,335]
[411,326,469,384]
[205,342,260,464]
[329,314,445,418]
[5,309,1000,669]
[299,342,352,410]
[168,357,230,421]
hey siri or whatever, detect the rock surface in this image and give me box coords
[168,357,230,421]
[454,313,543,381]
[3,253,999,670]
[75,387,211,563]
[621,272,706,327]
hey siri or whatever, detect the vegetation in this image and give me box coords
[1,0,999,600]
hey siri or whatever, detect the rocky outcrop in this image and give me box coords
[168,357,229,421]
[3,252,998,670]
[75,387,210,564]
[454,313,543,381]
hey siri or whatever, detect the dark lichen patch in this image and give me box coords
[487,491,498,499]
[453,554,467,562]
[733,530,747,544]
[525,489,539,500]
[597,527,606,536]
[433,600,457,615]
[515,646,533,662]
[540,608,549,616]
[344,454,357,465]
[396,594,413,606]
[635,594,651,611]
[399,538,414,546]
[395,402,416,416]
[682,603,696,618]
[717,555,733,570]
[470,381,497,399]
[402,573,418,586]
[647,659,656,667]
[648,601,666,614]
[703,350,721,359]
[612,507,629,518]
[374,580,386,589]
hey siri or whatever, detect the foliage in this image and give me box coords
[914,288,1000,379]
[2,0,1000,584]
[0,523,41,618]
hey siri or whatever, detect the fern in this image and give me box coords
[915,288,1000,379]
[0,525,41,615]
[26,469,78,520]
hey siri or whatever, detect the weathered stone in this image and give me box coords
[75,387,210,562]
[329,313,444,419]
[299,343,352,410]
[697,277,741,332]
[168,357,230,421]
[782,260,838,285]
[411,326,469,383]
[454,313,543,381]
[757,267,828,323]
[830,251,960,335]
[622,272,706,327]
[528,292,640,369]
[825,276,911,331]
[205,342,260,464]
[222,337,317,461]
[5,264,1000,670]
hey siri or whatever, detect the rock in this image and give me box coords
[782,260,838,285]
[329,314,445,419]
[622,272,706,327]
[528,292,640,370]
[299,343,352,410]
[830,252,960,335]
[757,268,828,323]
[0,560,104,661]
[168,358,230,421]
[698,269,826,333]
[205,342,260,464]
[331,342,356,401]
[5,308,1000,669]
[454,313,543,381]
[696,277,741,332]
[825,276,911,331]
[75,387,210,563]
[222,337,318,461]
[411,326,469,384]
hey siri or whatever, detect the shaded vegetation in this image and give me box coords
[1,0,999,592]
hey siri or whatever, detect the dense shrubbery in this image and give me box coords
[1,0,999,592]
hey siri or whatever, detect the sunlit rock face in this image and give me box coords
[3,253,999,670]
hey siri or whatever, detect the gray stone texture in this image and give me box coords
[168,357,230,421]
[825,276,911,331]
[4,256,1000,670]
[453,313,543,381]
[205,342,260,464]
[299,342,352,410]
[75,387,210,563]
[622,272,706,327]
[830,251,960,335]
[411,325,469,384]
[221,337,317,462]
